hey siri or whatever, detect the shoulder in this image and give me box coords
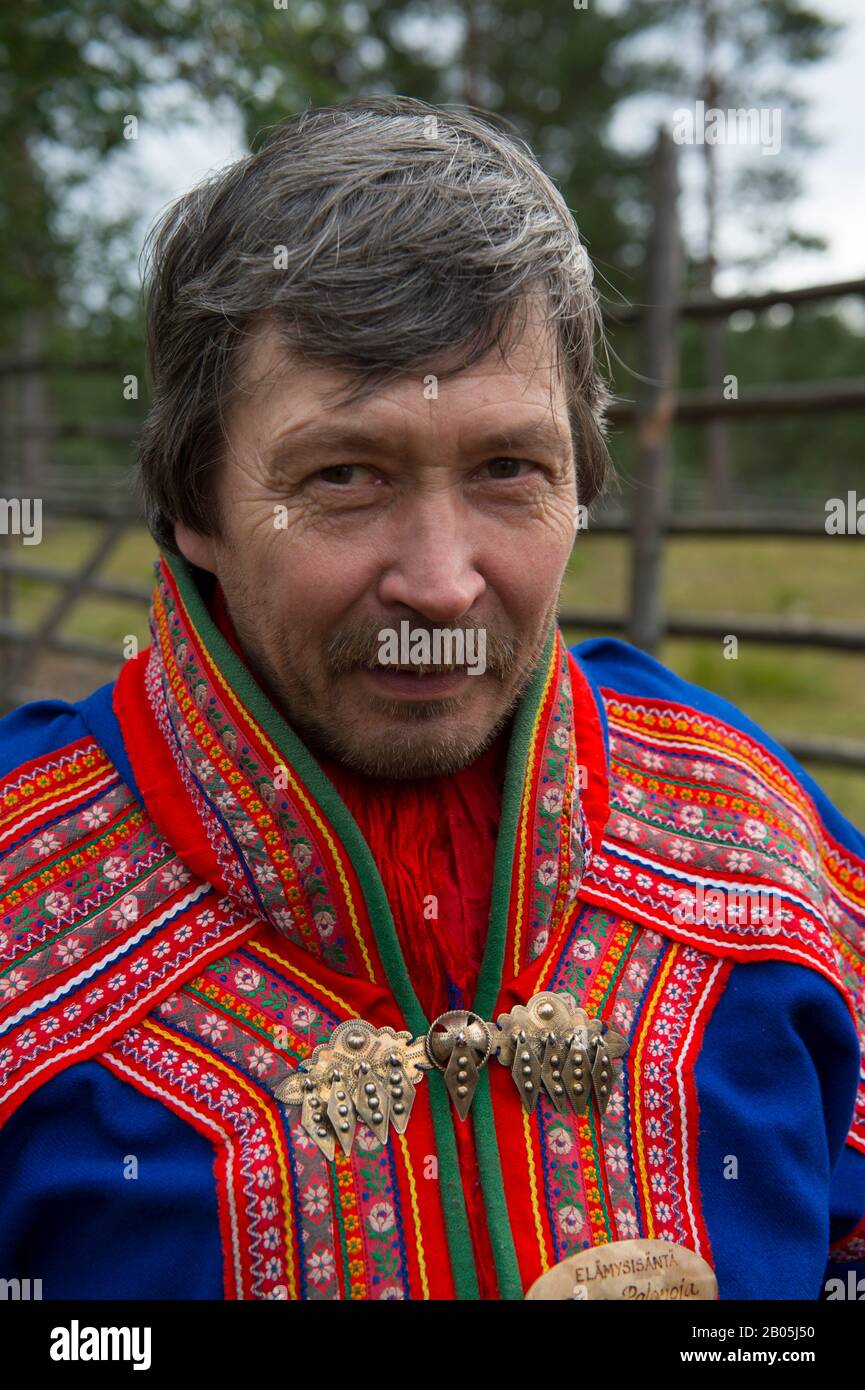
[0,686,126,862]
[0,679,141,804]
[0,696,93,782]
[571,636,865,1157]
[0,673,229,1132]
[570,635,865,856]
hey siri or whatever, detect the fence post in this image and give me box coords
[627,128,682,654]
[5,517,127,708]
[0,365,15,715]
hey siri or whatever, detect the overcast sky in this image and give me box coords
[80,0,864,303]
[778,0,864,290]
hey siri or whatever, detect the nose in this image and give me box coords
[376,491,486,622]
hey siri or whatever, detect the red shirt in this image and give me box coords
[321,739,508,1021]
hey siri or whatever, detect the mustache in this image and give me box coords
[327,617,518,678]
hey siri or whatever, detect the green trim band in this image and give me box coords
[470,1072,524,1299]
[468,627,555,1298]
[473,627,554,1020]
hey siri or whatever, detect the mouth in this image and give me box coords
[355,665,476,700]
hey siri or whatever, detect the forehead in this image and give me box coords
[230,305,568,444]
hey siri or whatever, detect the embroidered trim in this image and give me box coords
[582,686,865,1154]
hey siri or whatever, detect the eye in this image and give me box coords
[483,457,534,480]
[315,464,372,486]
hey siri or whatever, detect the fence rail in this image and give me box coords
[608,378,865,424]
[558,610,865,652]
[611,275,865,325]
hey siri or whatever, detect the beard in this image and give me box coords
[215,571,556,780]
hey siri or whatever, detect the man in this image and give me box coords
[0,96,862,1302]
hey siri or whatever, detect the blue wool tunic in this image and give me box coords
[0,641,862,1300]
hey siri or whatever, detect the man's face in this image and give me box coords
[175,307,579,778]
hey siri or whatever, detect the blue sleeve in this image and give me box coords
[823,1144,865,1298]
[573,635,865,1293]
[0,698,91,780]
[829,1144,865,1245]
[694,959,861,1299]
[0,1060,224,1299]
[0,679,141,804]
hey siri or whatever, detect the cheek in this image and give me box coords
[482,529,571,626]
[245,533,380,638]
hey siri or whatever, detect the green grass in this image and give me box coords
[7,522,865,827]
[563,535,865,828]
[6,521,158,653]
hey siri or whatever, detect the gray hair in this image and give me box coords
[138,95,611,553]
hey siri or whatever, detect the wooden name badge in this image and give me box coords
[525,1238,718,1301]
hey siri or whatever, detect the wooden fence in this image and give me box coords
[558,129,865,770]
[1,126,863,771]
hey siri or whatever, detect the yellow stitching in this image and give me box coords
[536,896,581,993]
[511,640,559,975]
[144,1016,298,1300]
[522,1105,550,1274]
[161,581,377,983]
[247,937,355,1015]
[397,1132,430,1299]
[0,762,115,831]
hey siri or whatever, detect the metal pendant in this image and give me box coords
[300,1078,335,1162]
[496,992,627,1118]
[561,1037,593,1115]
[510,1028,543,1112]
[326,1069,357,1155]
[273,1019,428,1158]
[540,1033,570,1113]
[425,1011,493,1120]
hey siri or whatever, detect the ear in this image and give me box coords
[174,522,219,575]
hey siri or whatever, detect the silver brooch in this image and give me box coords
[274,991,627,1159]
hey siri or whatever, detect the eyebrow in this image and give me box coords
[263,418,571,471]
[465,421,571,457]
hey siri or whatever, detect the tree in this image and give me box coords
[650,0,839,507]
[1,0,854,510]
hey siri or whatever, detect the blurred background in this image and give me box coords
[1,0,863,818]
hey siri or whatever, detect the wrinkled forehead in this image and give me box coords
[226,303,570,438]
[222,319,575,478]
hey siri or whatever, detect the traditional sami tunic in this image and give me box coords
[0,553,863,1301]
